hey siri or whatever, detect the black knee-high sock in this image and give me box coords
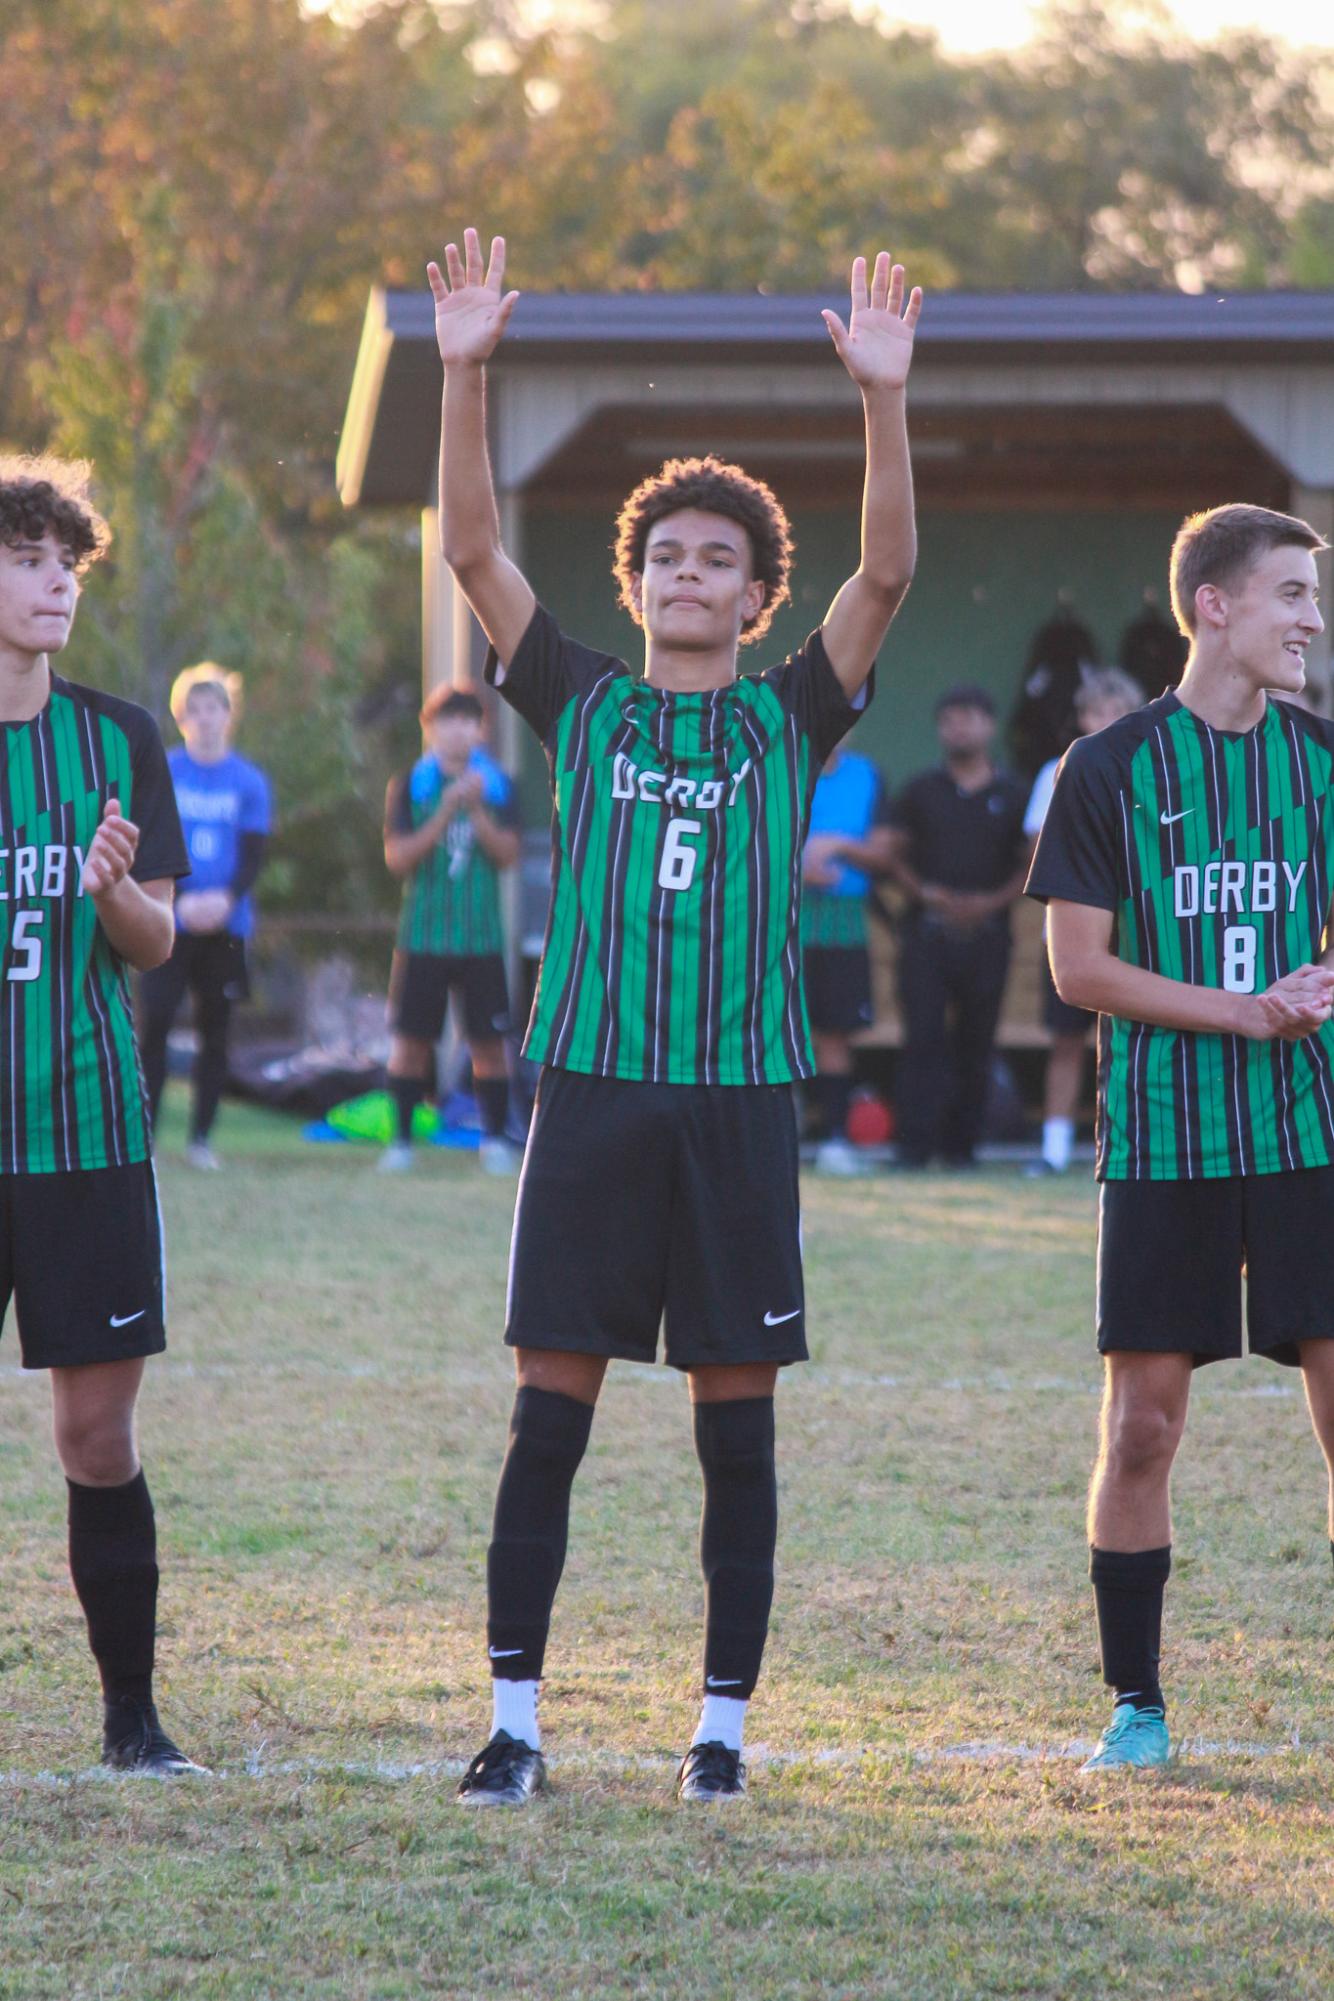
[477,1076,510,1139]
[486,1387,595,1681]
[694,1398,777,1700]
[67,1473,158,1708]
[1090,1544,1171,1712]
[390,1074,420,1144]
[190,997,231,1142]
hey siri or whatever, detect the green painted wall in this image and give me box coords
[518,501,1182,811]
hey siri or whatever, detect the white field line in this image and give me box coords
[0,1734,1310,1792]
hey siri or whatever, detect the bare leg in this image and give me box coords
[1299,1340,1334,1540]
[514,1347,608,1405]
[1087,1350,1193,1551]
[1044,1033,1086,1123]
[51,1357,145,1485]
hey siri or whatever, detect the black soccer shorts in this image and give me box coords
[1097,1165,1334,1368]
[504,1067,807,1370]
[140,929,251,1018]
[0,1162,166,1369]
[388,950,512,1044]
[803,945,873,1037]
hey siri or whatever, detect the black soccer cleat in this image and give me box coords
[676,1739,747,1802]
[101,1698,210,1776]
[457,1729,549,1807]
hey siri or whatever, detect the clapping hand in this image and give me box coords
[80,797,139,898]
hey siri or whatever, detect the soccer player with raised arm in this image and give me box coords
[430,229,919,1804]
[0,458,204,1774]
[1027,504,1333,1771]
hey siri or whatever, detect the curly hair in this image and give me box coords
[0,455,110,573]
[612,456,794,647]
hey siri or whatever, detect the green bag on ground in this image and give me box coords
[325,1091,440,1144]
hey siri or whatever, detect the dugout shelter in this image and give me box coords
[338,287,1334,1052]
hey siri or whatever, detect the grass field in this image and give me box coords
[2,1091,1332,1998]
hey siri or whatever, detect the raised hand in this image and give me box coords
[428,228,520,368]
[822,253,922,394]
[81,796,139,897]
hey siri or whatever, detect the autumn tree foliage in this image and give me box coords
[1,0,1329,914]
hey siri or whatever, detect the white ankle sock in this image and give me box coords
[1043,1117,1074,1171]
[491,1678,540,1748]
[692,1694,747,1753]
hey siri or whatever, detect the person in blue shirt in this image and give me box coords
[801,739,894,1173]
[139,664,272,1167]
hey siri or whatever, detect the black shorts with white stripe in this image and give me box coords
[0,1161,166,1369]
[504,1067,806,1370]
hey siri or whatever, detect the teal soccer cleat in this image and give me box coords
[1079,1704,1171,1772]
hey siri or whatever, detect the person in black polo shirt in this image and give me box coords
[886,684,1031,1167]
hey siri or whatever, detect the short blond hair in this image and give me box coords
[170,662,244,726]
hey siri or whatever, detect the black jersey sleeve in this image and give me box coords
[127,711,189,883]
[1025,735,1123,911]
[762,629,875,766]
[485,603,627,746]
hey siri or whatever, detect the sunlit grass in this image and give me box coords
[0,1089,1331,1997]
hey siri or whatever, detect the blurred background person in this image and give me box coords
[1023,667,1144,1176]
[801,737,894,1174]
[139,665,271,1169]
[380,684,521,1174]
[885,685,1031,1169]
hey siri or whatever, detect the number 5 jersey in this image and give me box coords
[1,677,187,1173]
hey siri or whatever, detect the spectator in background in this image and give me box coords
[886,685,1031,1168]
[1023,667,1144,1176]
[380,684,521,1175]
[140,664,271,1169]
[801,738,894,1174]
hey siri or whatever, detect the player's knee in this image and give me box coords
[55,1417,138,1486]
[1103,1399,1183,1479]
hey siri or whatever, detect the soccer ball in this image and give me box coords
[846,1088,893,1148]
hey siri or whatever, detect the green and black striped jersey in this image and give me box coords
[1,675,188,1174]
[1027,691,1334,1180]
[487,604,871,1085]
[386,755,518,958]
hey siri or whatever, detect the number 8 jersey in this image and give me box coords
[2,677,187,1173]
[487,604,870,1086]
[1027,690,1334,1180]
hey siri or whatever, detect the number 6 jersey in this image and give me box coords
[487,604,870,1086]
[1,677,187,1173]
[1027,690,1334,1180]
